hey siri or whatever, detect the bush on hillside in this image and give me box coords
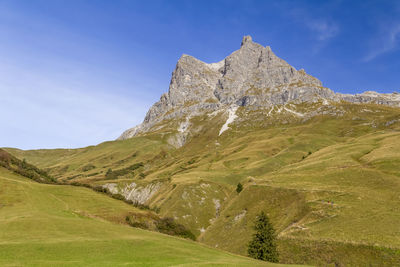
[82,164,96,172]
[125,213,195,241]
[125,215,149,229]
[105,168,115,179]
[105,163,144,179]
[155,217,196,241]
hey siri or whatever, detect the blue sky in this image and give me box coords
[1,0,399,149]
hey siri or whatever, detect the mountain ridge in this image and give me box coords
[119,36,400,142]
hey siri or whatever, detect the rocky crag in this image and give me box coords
[119,36,400,143]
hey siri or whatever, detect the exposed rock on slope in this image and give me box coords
[119,36,400,142]
[102,182,162,204]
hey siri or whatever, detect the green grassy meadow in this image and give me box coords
[0,167,287,266]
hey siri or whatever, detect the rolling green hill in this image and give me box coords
[0,165,288,266]
[0,148,55,183]
[6,102,400,266]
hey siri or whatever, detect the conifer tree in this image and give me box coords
[248,211,279,262]
[236,182,243,193]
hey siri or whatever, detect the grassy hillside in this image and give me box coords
[0,148,55,183]
[0,167,287,266]
[5,136,169,183]
[5,102,400,265]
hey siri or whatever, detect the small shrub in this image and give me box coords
[153,206,161,214]
[86,172,99,177]
[155,217,196,240]
[82,164,96,172]
[124,199,134,205]
[106,163,144,179]
[125,215,149,229]
[105,168,114,179]
[111,193,125,201]
[93,185,109,193]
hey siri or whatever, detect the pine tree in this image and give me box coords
[248,211,279,262]
[236,182,243,193]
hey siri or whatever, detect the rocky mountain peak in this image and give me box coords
[119,36,400,142]
[241,35,253,46]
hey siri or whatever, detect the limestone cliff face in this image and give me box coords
[119,36,400,140]
[214,36,324,106]
[102,182,162,205]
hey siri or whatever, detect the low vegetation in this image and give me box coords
[0,149,55,183]
[125,213,196,240]
[155,217,196,240]
[105,162,144,179]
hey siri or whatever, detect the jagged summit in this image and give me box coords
[119,36,400,142]
[241,35,253,46]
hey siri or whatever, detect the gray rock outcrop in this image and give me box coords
[102,182,162,204]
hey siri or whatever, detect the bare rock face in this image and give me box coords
[214,36,324,106]
[102,182,162,204]
[119,36,400,141]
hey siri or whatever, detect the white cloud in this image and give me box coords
[306,20,339,41]
[286,6,339,43]
[363,23,400,62]
[283,6,339,55]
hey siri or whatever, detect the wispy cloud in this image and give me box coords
[363,23,400,62]
[284,6,340,54]
[306,20,339,41]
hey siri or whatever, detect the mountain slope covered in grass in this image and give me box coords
[0,148,55,183]
[0,166,285,266]
[6,102,400,265]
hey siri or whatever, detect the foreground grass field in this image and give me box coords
[0,167,290,266]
